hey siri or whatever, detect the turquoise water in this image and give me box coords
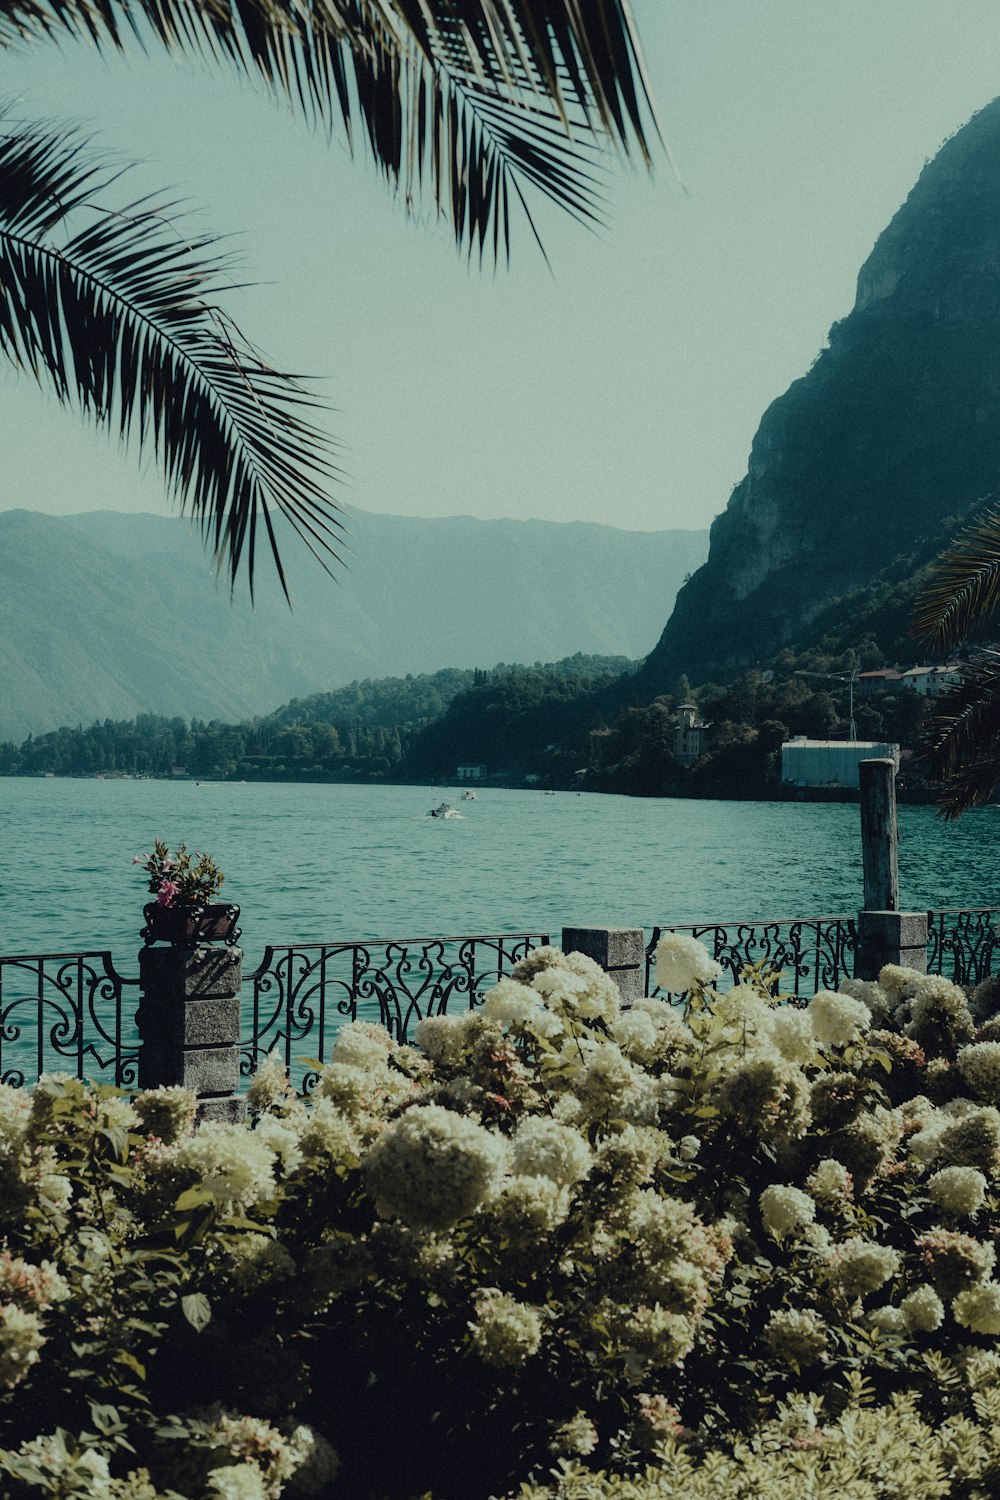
[2,777,998,973]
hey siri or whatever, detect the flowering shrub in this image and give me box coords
[132,839,224,910]
[5,945,1000,1496]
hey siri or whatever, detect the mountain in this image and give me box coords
[0,508,707,741]
[640,97,1000,692]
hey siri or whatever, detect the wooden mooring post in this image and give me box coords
[855,758,927,980]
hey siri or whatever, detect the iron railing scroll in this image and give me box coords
[245,932,550,1090]
[644,917,859,1005]
[927,909,1000,987]
[0,952,138,1088]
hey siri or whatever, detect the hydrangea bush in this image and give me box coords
[5,944,1000,1496]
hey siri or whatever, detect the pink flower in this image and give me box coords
[156,880,180,908]
[131,854,148,865]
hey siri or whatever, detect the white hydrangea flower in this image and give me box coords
[549,1413,599,1457]
[655,932,721,993]
[904,976,975,1048]
[901,1284,945,1333]
[160,1123,277,1211]
[283,1425,340,1496]
[954,1280,1000,1335]
[908,1117,947,1166]
[480,978,558,1035]
[806,1158,853,1204]
[824,1238,900,1298]
[0,1304,44,1388]
[331,1021,396,1072]
[489,1175,572,1236]
[468,1289,543,1366]
[13,1436,113,1497]
[573,1043,660,1125]
[759,1184,816,1242]
[594,1125,674,1184]
[839,977,894,1025]
[296,1097,363,1163]
[764,1308,827,1366]
[768,1006,817,1065]
[619,1303,694,1377]
[246,1060,297,1117]
[225,1233,296,1290]
[0,1085,30,1157]
[611,1008,661,1061]
[808,990,871,1049]
[413,1013,479,1067]
[253,1113,303,1175]
[206,1465,268,1500]
[133,1085,197,1143]
[510,1117,592,1186]
[878,965,924,1001]
[532,966,620,1026]
[363,1105,506,1230]
[957,1042,1000,1104]
[714,984,775,1032]
[928,1165,988,1216]
[935,1106,1000,1174]
[0,1253,69,1310]
[869,1305,906,1335]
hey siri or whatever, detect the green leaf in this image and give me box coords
[174,1186,215,1212]
[181,1293,212,1333]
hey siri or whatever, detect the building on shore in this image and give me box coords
[781,738,900,789]
[674,704,712,767]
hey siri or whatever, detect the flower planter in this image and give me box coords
[141,901,241,947]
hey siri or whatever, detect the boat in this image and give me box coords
[460,789,477,801]
[428,801,461,818]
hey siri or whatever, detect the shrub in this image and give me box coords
[2,949,1000,1498]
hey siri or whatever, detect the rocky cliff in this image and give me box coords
[640,96,1000,690]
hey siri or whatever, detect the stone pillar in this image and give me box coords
[859,758,900,913]
[137,944,246,1123]
[855,910,928,982]
[561,926,646,1003]
[855,758,927,980]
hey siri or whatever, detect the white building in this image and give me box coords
[781,738,900,788]
[456,764,488,781]
[897,664,963,697]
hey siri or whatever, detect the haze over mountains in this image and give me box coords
[0,508,708,741]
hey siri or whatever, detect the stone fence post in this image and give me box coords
[855,758,927,981]
[561,926,646,1002]
[137,944,246,1123]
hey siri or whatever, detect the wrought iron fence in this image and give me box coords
[0,951,139,1088]
[6,908,1000,1090]
[644,918,859,1003]
[927,909,1000,987]
[244,932,550,1090]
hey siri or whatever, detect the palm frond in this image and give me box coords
[916,650,1000,818]
[0,0,662,257]
[913,498,1000,651]
[0,110,344,597]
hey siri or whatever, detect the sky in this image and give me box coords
[5,3,1000,550]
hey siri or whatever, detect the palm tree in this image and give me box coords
[913,499,1000,817]
[0,2,659,596]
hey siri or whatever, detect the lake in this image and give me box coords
[2,777,998,973]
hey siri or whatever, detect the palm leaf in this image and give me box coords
[913,498,1000,651]
[0,0,662,257]
[916,649,1000,818]
[0,110,344,597]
